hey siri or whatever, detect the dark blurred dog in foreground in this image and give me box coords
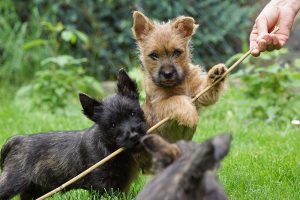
[136,134,231,200]
[0,69,146,200]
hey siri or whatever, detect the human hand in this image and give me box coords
[250,0,300,56]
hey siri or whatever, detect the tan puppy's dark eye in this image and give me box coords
[111,122,116,128]
[173,49,182,58]
[149,52,159,60]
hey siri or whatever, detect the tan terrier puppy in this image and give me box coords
[132,11,228,143]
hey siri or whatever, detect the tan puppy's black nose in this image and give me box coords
[160,65,176,79]
[162,70,175,79]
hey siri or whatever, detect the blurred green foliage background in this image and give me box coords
[0,0,299,120]
[0,0,255,82]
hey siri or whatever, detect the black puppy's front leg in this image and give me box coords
[19,184,45,200]
[0,171,28,200]
[20,192,35,200]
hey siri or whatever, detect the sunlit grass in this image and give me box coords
[0,85,299,199]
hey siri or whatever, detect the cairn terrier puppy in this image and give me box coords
[0,70,146,200]
[132,11,228,143]
[136,134,231,200]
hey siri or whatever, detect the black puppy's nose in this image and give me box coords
[126,127,139,139]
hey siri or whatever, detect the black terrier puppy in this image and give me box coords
[0,69,146,200]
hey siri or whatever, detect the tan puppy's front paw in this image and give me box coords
[208,64,228,83]
[172,98,199,127]
[175,110,199,128]
[154,96,199,128]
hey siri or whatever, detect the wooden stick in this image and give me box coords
[36,148,125,200]
[36,27,279,200]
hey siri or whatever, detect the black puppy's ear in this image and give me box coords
[142,135,181,171]
[79,93,102,121]
[117,69,139,100]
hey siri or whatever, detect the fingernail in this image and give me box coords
[251,49,259,56]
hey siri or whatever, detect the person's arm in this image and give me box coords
[250,0,300,56]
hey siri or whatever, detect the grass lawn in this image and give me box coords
[0,84,299,200]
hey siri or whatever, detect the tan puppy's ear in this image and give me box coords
[172,16,199,38]
[132,11,154,41]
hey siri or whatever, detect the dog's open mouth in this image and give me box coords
[161,80,177,87]
[152,76,182,88]
[164,80,174,84]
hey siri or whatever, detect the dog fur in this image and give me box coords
[0,70,146,200]
[132,11,228,142]
[136,134,231,200]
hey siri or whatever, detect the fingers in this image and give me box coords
[251,33,280,56]
[275,6,296,47]
[249,1,298,57]
[250,15,269,56]
[255,33,282,54]
[256,15,269,40]
[250,24,261,57]
[250,3,280,56]
[253,14,276,54]
[270,34,281,50]
[251,48,260,57]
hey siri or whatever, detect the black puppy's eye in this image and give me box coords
[149,52,159,60]
[111,122,116,128]
[173,49,182,58]
[130,112,135,117]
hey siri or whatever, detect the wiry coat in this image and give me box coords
[136,134,231,200]
[0,70,146,200]
[131,12,228,171]
[132,11,228,143]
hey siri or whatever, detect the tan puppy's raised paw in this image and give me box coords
[172,99,199,127]
[208,64,228,83]
[154,96,199,128]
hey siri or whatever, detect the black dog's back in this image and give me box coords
[0,135,23,170]
[1,131,84,186]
